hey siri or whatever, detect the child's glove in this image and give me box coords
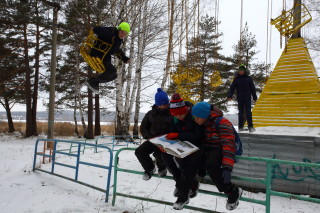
[166,133,179,140]
[221,168,232,185]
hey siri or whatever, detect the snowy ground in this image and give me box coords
[0,127,319,213]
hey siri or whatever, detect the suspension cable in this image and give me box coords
[239,0,244,62]
[266,0,270,76]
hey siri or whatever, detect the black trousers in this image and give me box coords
[161,153,181,183]
[135,141,166,172]
[162,150,202,195]
[98,58,117,82]
[200,148,236,194]
[91,57,117,86]
[238,99,253,128]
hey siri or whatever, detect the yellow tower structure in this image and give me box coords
[252,3,320,127]
[252,38,320,127]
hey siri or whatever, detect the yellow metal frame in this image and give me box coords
[80,30,112,74]
[252,38,320,127]
[270,4,312,37]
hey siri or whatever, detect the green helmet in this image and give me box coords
[117,22,131,34]
[239,64,246,70]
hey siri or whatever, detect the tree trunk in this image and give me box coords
[133,2,147,138]
[74,97,80,138]
[23,22,34,137]
[94,94,101,136]
[4,97,15,133]
[161,0,175,88]
[32,3,41,136]
[75,52,87,137]
[115,111,130,136]
[87,88,94,139]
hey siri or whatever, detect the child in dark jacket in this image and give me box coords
[192,101,243,211]
[161,93,203,210]
[135,88,171,180]
[87,22,131,91]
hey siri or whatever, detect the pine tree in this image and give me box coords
[169,15,233,110]
[229,23,268,94]
[0,39,25,133]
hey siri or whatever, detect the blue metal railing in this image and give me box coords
[95,135,141,152]
[33,138,113,202]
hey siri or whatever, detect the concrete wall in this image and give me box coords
[232,133,320,196]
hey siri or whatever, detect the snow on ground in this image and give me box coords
[0,132,320,213]
[253,126,320,137]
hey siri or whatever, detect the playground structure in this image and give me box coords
[252,37,320,127]
[252,2,320,127]
[80,30,112,74]
[270,4,312,37]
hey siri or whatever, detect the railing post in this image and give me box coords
[112,148,120,206]
[75,143,81,180]
[105,149,113,203]
[33,139,40,171]
[265,162,272,213]
[51,140,57,173]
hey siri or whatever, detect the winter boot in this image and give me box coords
[142,167,156,181]
[226,187,243,210]
[173,191,190,210]
[87,77,99,92]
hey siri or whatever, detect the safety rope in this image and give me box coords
[239,0,244,62]
[214,0,219,72]
[266,0,270,78]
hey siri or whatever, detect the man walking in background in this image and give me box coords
[227,64,257,132]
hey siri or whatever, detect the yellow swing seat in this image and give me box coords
[270,4,312,37]
[80,30,112,74]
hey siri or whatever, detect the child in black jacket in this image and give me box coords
[161,93,203,210]
[135,88,171,180]
[87,22,131,91]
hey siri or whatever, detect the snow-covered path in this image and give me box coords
[0,134,319,213]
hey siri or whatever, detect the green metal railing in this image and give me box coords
[112,147,320,213]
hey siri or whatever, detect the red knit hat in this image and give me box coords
[170,93,188,116]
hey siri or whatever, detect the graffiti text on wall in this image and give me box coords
[272,156,320,182]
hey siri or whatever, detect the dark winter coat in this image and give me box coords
[169,101,203,147]
[227,71,257,101]
[90,26,129,63]
[201,105,236,170]
[140,105,172,139]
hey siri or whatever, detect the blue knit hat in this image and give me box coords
[192,102,211,119]
[155,88,169,106]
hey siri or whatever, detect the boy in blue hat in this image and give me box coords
[192,102,243,211]
[135,88,171,180]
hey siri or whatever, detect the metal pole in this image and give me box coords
[292,0,301,38]
[47,5,60,139]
